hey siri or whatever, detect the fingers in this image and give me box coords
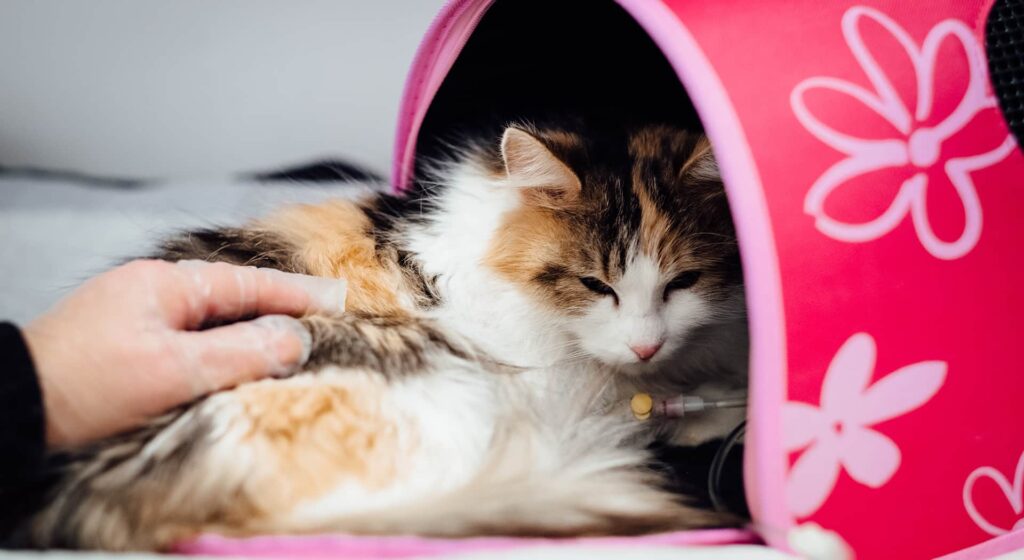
[252,266,349,314]
[170,260,347,328]
[174,314,313,396]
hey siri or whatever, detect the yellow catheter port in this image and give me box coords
[630,392,653,420]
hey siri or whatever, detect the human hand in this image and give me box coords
[23,259,346,447]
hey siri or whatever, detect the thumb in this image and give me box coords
[174,314,313,397]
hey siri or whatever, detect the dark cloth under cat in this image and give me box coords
[648,440,749,518]
[0,323,45,489]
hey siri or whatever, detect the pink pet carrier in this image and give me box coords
[391,0,1024,557]
[182,1,1024,558]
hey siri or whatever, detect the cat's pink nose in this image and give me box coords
[630,342,663,361]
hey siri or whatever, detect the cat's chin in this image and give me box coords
[604,358,670,377]
[564,350,649,375]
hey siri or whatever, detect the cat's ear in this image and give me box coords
[500,127,581,209]
[679,135,720,183]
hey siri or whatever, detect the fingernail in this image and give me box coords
[259,268,347,313]
[312,277,347,313]
[250,314,312,377]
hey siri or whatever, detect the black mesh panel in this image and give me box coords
[986,0,1024,147]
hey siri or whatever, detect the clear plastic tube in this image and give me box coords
[631,392,747,420]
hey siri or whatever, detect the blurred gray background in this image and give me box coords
[0,1,446,321]
[0,0,446,178]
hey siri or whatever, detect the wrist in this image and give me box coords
[22,323,82,447]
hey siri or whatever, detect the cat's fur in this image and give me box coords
[19,124,748,550]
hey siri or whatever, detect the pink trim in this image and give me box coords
[390,0,493,192]
[178,529,760,558]
[936,529,1024,560]
[611,0,791,549]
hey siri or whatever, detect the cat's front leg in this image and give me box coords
[299,313,490,380]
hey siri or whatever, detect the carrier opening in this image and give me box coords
[414,0,702,170]
[410,0,752,523]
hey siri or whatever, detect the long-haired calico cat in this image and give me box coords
[16,124,748,550]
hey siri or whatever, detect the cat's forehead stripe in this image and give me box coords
[629,144,685,270]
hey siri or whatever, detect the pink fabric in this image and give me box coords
[177,529,759,558]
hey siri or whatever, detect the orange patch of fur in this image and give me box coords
[258,200,411,316]
[634,182,676,268]
[484,205,595,312]
[485,206,565,283]
[234,375,401,512]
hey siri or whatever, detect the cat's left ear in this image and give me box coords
[500,127,582,209]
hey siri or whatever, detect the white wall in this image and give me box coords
[0,0,445,178]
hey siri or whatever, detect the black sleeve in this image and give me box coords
[0,323,46,488]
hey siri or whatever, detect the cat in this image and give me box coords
[16,123,748,550]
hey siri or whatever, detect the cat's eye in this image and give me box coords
[664,271,701,298]
[579,276,617,301]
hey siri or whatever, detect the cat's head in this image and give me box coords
[483,124,742,372]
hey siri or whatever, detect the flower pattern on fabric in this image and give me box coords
[784,333,946,517]
[791,5,1017,260]
[963,449,1024,536]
